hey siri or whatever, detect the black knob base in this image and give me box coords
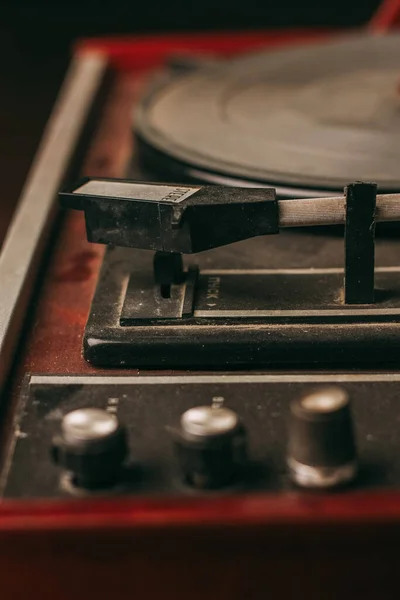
[173,404,247,490]
[51,408,128,491]
[287,386,358,490]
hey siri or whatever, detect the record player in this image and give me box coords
[1,3,400,598]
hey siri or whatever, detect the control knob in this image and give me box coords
[52,408,128,489]
[287,386,357,489]
[173,400,247,489]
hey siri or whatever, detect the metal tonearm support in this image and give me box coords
[60,179,393,304]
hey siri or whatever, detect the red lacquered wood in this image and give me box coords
[74,29,332,72]
[369,0,400,32]
[0,493,399,599]
[1,491,400,530]
[21,75,140,375]
[0,495,399,600]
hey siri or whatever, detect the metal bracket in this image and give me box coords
[344,182,377,304]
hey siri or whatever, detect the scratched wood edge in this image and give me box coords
[0,64,143,511]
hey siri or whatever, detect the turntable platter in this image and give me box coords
[135,33,400,196]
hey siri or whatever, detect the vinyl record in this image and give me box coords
[135,33,400,197]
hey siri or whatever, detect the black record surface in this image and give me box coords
[135,33,400,195]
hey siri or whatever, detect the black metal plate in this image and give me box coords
[120,269,400,321]
[83,228,400,366]
[3,373,400,499]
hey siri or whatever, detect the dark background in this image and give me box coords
[2,1,381,49]
[0,0,384,242]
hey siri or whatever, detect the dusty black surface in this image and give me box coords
[3,374,400,498]
[83,227,400,367]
